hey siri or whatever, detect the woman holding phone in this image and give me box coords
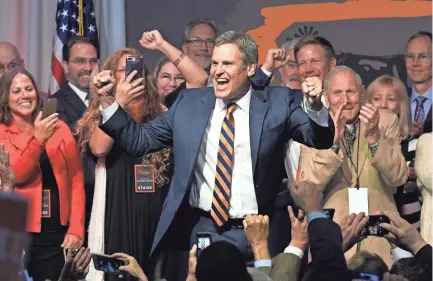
[0,68,85,281]
[75,48,173,281]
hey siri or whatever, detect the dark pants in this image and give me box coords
[26,229,66,281]
[189,210,254,265]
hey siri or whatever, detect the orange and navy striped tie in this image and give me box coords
[211,102,238,227]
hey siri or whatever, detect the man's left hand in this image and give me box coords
[243,215,269,246]
[302,77,324,110]
[61,234,83,251]
[360,103,380,143]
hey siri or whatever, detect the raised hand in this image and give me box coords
[379,210,427,255]
[243,215,269,247]
[115,70,145,108]
[302,76,324,109]
[0,143,15,192]
[33,112,58,144]
[288,206,308,250]
[112,253,148,281]
[262,49,291,73]
[330,102,347,145]
[339,213,368,252]
[139,30,165,51]
[284,177,323,215]
[359,103,380,143]
[93,69,116,95]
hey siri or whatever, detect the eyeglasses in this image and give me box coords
[0,61,22,74]
[69,58,98,66]
[185,38,215,48]
[405,53,432,63]
[158,74,185,84]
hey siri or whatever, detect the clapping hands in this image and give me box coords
[0,144,15,192]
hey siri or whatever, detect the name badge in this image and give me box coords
[42,189,51,218]
[348,188,369,215]
[135,164,155,193]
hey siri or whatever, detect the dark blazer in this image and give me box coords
[302,218,351,281]
[53,84,95,231]
[100,85,334,255]
[164,67,272,108]
[408,87,432,134]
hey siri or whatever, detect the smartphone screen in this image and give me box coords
[323,208,335,220]
[125,56,143,81]
[361,215,390,237]
[41,98,57,119]
[351,271,380,281]
[92,254,128,274]
[196,232,212,256]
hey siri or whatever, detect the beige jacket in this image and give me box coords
[298,111,408,267]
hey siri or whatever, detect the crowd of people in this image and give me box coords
[0,17,431,281]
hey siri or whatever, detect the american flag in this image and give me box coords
[49,0,98,94]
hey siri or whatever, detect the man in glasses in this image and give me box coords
[53,36,99,243]
[165,19,280,108]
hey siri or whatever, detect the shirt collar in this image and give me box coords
[68,82,88,103]
[410,87,432,103]
[215,87,251,114]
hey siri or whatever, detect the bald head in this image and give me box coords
[0,42,24,78]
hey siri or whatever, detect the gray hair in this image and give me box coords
[281,37,302,50]
[215,31,258,68]
[324,65,363,90]
[183,18,219,42]
[247,268,273,281]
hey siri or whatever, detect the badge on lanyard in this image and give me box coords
[42,189,51,218]
[348,187,369,215]
[134,164,155,193]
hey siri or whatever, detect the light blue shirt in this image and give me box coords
[410,87,432,122]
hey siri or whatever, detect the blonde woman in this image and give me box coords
[366,75,420,230]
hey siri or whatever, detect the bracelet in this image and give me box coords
[174,53,185,66]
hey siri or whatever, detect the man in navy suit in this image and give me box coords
[96,31,334,270]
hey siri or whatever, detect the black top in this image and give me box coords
[104,142,172,280]
[39,150,63,232]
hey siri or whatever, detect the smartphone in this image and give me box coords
[361,215,390,237]
[92,253,129,275]
[323,208,335,220]
[351,271,380,281]
[125,56,143,81]
[196,232,212,256]
[41,98,57,119]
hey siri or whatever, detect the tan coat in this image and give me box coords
[415,133,432,245]
[298,111,408,267]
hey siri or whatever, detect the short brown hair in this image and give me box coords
[0,67,41,126]
[294,36,336,63]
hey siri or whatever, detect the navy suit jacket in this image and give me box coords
[100,85,334,254]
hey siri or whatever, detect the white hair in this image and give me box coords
[323,65,363,90]
[281,37,302,50]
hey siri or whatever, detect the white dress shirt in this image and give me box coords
[101,86,329,218]
[192,89,257,218]
[68,82,89,107]
[284,96,329,182]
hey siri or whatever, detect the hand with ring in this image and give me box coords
[115,70,145,109]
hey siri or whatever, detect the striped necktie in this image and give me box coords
[211,102,238,227]
[414,96,427,123]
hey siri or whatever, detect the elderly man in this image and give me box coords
[0,42,48,99]
[298,66,407,266]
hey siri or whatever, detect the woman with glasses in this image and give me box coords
[153,56,185,98]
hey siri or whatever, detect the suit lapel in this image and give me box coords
[249,89,269,174]
[63,84,87,115]
[189,89,216,171]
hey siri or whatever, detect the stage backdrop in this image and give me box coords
[125,0,432,87]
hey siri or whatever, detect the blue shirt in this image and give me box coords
[410,87,432,122]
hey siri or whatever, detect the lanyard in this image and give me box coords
[341,121,361,189]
